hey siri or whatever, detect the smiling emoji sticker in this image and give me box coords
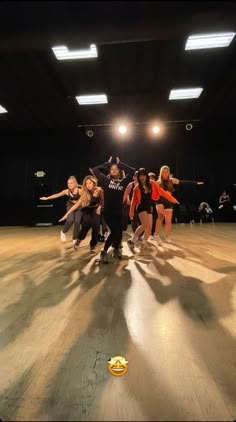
[107,356,128,377]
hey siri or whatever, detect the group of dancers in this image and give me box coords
[40,157,204,264]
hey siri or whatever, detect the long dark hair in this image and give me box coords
[137,168,152,192]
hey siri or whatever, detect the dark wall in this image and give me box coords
[0,122,235,225]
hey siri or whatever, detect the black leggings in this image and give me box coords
[104,213,123,251]
[63,208,82,240]
[78,209,100,248]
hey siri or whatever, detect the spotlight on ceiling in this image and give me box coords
[185,123,193,131]
[86,129,94,138]
[118,125,127,135]
[152,126,160,134]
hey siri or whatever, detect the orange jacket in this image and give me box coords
[130,180,178,219]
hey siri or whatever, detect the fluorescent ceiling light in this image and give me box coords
[0,105,7,113]
[76,94,108,105]
[52,44,98,60]
[169,88,203,100]
[185,32,235,50]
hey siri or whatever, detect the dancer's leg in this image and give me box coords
[164,209,173,238]
[134,211,150,240]
[90,213,100,249]
[72,209,82,240]
[155,205,165,235]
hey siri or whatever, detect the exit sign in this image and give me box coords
[35,171,46,178]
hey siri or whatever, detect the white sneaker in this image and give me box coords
[149,235,155,240]
[165,236,172,244]
[72,239,77,246]
[60,231,66,242]
[154,234,162,245]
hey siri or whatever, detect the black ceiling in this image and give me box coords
[0,1,236,132]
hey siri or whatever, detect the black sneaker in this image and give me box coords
[113,248,122,259]
[128,239,135,249]
[99,235,105,242]
[100,250,108,264]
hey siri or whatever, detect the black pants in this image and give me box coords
[100,210,108,236]
[132,209,140,233]
[123,204,129,231]
[63,208,82,240]
[78,210,100,248]
[104,212,123,251]
[151,205,158,235]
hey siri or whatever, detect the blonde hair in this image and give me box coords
[158,165,170,183]
[67,176,79,188]
[80,175,98,208]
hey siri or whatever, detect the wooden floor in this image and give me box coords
[0,223,236,421]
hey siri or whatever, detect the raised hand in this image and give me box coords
[197,182,204,185]
[108,156,112,163]
[116,156,120,164]
[40,197,48,200]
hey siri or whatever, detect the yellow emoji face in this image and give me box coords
[107,356,128,377]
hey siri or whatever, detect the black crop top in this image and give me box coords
[67,188,80,204]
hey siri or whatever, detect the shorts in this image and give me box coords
[155,198,174,210]
[137,204,152,214]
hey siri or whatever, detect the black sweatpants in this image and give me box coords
[123,204,129,231]
[63,207,82,240]
[132,208,140,233]
[78,209,100,248]
[100,210,108,236]
[151,204,158,235]
[104,212,123,251]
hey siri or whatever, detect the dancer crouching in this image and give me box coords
[59,176,103,253]
[128,168,178,250]
[40,176,82,244]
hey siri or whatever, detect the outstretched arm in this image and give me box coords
[156,184,179,204]
[59,198,82,222]
[40,189,68,200]
[172,177,204,185]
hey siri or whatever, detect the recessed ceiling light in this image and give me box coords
[76,94,108,105]
[118,125,127,134]
[0,105,7,113]
[169,88,203,100]
[52,44,98,60]
[185,32,235,50]
[152,126,160,134]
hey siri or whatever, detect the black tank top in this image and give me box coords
[140,190,152,206]
[159,179,175,193]
[67,188,80,204]
[82,194,101,212]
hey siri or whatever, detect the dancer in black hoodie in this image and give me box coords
[92,156,135,263]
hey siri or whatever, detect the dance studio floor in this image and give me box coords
[0,223,236,421]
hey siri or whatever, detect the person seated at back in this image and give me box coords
[198,202,213,222]
[218,190,231,209]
